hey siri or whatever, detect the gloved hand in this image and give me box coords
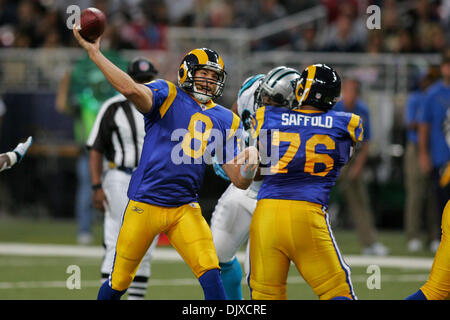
[13,136,33,162]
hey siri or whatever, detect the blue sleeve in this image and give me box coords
[417,91,433,124]
[143,79,170,119]
[405,93,418,125]
[221,117,243,163]
[211,113,242,182]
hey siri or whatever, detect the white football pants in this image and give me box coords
[210,183,257,276]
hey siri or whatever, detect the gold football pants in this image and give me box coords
[109,200,220,291]
[421,200,450,300]
[249,199,356,300]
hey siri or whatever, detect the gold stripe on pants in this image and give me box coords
[249,199,356,300]
[110,200,219,291]
[421,200,450,300]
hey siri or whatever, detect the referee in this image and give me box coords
[87,57,159,300]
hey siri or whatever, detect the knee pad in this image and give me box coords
[194,248,220,278]
[315,271,356,300]
[249,277,287,300]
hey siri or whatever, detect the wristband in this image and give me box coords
[5,152,17,167]
[92,183,102,190]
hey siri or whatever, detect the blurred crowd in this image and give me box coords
[0,0,448,53]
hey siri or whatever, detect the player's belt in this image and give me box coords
[109,162,135,175]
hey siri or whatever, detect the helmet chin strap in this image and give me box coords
[192,83,213,103]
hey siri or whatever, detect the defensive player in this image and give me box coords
[87,57,159,300]
[210,66,301,299]
[406,200,450,300]
[72,26,259,300]
[0,136,33,172]
[249,64,359,300]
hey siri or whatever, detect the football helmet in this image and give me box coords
[257,66,301,109]
[295,63,341,111]
[178,48,226,103]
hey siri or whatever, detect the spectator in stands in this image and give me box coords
[284,0,319,13]
[380,0,409,53]
[290,22,321,52]
[427,24,447,54]
[394,28,415,53]
[250,0,289,50]
[125,0,168,50]
[334,78,390,256]
[323,13,364,52]
[206,1,235,28]
[418,50,450,252]
[0,0,18,26]
[366,29,386,55]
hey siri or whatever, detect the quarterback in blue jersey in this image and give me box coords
[73,26,259,300]
[249,64,360,300]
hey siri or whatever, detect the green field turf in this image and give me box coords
[0,218,436,300]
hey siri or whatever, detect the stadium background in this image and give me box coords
[0,2,447,245]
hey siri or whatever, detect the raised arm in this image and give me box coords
[0,136,33,172]
[89,149,107,212]
[72,26,153,114]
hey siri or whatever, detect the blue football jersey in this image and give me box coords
[252,105,363,207]
[127,79,242,207]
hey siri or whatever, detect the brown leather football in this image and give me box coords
[79,8,106,42]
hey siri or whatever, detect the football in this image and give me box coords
[79,7,106,42]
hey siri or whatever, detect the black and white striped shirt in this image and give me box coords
[86,94,145,170]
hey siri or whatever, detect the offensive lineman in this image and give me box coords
[210,66,301,299]
[249,64,359,299]
[87,57,159,300]
[406,199,450,300]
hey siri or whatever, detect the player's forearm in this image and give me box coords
[88,50,152,113]
[223,146,259,189]
[353,141,369,167]
[0,154,11,172]
[88,50,136,97]
[417,123,430,156]
[89,149,103,185]
[0,152,16,172]
[222,164,253,190]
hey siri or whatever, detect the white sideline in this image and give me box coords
[0,274,430,290]
[0,242,434,270]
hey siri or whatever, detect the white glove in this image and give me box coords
[13,136,33,162]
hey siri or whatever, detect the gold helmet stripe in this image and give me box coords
[217,55,224,70]
[189,49,209,65]
[297,64,317,105]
